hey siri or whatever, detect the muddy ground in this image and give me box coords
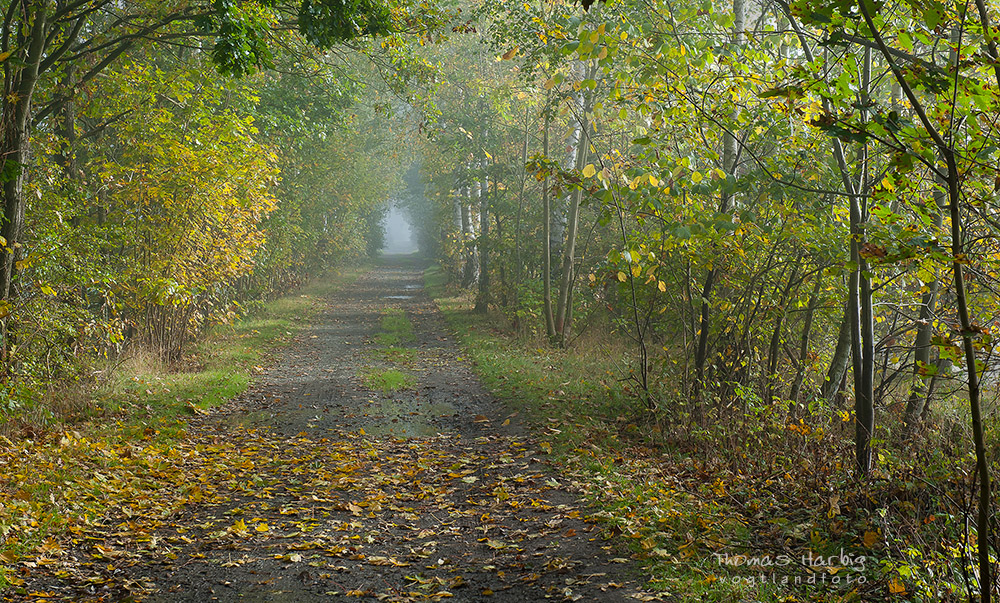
[7,257,664,602]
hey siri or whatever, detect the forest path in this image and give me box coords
[15,257,661,602]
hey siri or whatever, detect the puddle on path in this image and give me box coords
[382,295,414,300]
[403,284,422,290]
[222,410,272,429]
[360,399,454,437]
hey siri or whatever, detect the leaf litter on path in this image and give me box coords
[2,260,661,602]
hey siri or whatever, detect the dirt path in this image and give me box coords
[9,258,661,602]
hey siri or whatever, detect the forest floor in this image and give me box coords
[3,256,663,602]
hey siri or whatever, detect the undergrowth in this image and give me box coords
[424,264,996,602]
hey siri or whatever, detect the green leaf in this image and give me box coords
[922,2,945,29]
[898,30,913,53]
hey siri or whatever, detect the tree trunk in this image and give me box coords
[0,3,47,354]
[849,46,875,477]
[0,2,46,301]
[541,106,555,340]
[512,105,530,316]
[554,62,599,345]
[474,159,490,314]
[693,0,744,401]
[549,78,584,269]
[460,178,478,289]
[821,301,853,402]
[554,141,584,343]
[902,31,956,435]
[765,255,801,405]
[790,269,823,408]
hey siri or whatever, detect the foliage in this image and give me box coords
[408,0,1000,596]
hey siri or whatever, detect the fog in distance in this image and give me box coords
[381,202,418,255]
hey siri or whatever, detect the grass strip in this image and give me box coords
[360,308,417,392]
[360,368,417,393]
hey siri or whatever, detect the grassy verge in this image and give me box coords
[0,265,368,588]
[423,265,916,602]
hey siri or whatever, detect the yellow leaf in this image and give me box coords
[648,174,659,186]
[691,171,703,184]
[863,530,879,548]
[631,264,641,278]
[828,494,840,518]
[582,163,597,178]
[359,428,365,436]
[0,51,10,63]
[255,522,270,533]
[658,281,666,292]
[543,78,555,90]
[889,578,906,594]
[617,271,627,283]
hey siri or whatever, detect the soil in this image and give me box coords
[6,257,664,602]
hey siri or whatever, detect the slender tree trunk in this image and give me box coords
[474,160,490,314]
[822,301,853,402]
[554,146,584,343]
[693,268,717,393]
[790,269,823,407]
[850,46,875,477]
[549,71,584,268]
[948,163,992,603]
[512,105,530,314]
[955,5,995,595]
[693,0,744,400]
[781,6,870,443]
[765,255,801,405]
[903,31,957,435]
[554,62,599,345]
[460,177,478,289]
[902,226,942,434]
[541,107,555,340]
